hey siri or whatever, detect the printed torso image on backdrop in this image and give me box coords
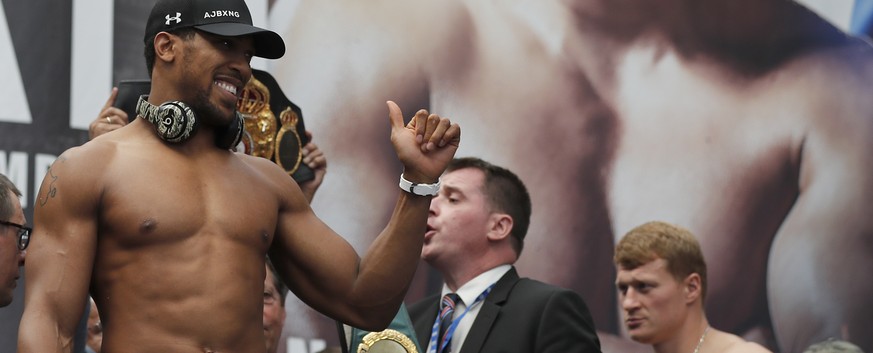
[2,0,872,352]
[270,0,873,352]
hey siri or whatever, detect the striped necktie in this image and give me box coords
[438,293,461,353]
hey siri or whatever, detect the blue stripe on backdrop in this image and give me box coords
[851,0,873,37]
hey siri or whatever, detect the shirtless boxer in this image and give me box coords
[273,0,873,351]
[615,221,771,353]
[17,0,460,351]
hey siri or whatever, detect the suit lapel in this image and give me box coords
[414,298,440,350]
[459,267,520,353]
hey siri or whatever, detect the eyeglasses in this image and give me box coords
[0,220,31,250]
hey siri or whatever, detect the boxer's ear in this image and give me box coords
[153,32,178,64]
[683,273,702,304]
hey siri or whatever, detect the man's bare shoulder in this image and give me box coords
[78,123,154,159]
[723,340,773,353]
[233,152,309,203]
[782,37,873,96]
[51,140,117,175]
[772,37,873,139]
[235,152,287,177]
[286,0,470,59]
[293,0,466,25]
[711,330,773,353]
[34,143,113,211]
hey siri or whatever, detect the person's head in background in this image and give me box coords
[265,258,288,353]
[86,297,102,353]
[613,221,707,345]
[0,172,27,307]
[803,339,864,353]
[422,157,531,288]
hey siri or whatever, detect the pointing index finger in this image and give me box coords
[103,87,119,111]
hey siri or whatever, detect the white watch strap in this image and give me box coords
[399,173,440,196]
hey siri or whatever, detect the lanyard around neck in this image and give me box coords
[427,283,495,353]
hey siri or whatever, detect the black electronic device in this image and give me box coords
[114,79,152,119]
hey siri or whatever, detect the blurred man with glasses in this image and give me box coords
[263,259,287,353]
[0,172,28,308]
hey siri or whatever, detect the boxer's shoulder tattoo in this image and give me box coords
[38,156,67,207]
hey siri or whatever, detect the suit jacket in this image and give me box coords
[409,267,602,353]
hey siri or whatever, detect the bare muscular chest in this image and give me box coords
[98,151,279,250]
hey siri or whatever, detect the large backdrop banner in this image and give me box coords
[1,1,871,352]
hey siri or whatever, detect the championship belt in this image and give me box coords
[275,106,304,175]
[346,305,421,353]
[236,76,277,159]
[357,329,419,353]
[235,70,314,182]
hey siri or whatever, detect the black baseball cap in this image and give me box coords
[144,0,285,59]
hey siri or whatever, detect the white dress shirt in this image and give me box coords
[426,264,511,353]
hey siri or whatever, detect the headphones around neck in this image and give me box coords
[136,95,243,149]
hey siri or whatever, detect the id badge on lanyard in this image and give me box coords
[427,284,495,353]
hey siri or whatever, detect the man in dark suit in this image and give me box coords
[409,157,602,353]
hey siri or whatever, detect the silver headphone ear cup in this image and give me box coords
[137,95,198,143]
[155,101,196,143]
